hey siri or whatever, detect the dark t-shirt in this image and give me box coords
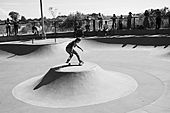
[13,21,19,28]
[66,41,77,49]
[111,16,116,23]
[5,21,11,27]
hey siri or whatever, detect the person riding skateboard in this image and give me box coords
[66,38,84,65]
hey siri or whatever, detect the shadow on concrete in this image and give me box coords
[33,64,80,90]
[88,36,170,46]
[0,44,50,56]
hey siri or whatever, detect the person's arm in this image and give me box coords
[76,44,83,52]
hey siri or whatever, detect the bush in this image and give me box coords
[58,12,85,31]
[19,26,28,34]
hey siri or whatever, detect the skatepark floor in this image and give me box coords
[0,37,170,113]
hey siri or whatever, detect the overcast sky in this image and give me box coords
[0,0,170,20]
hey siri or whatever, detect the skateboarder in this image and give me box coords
[65,38,84,65]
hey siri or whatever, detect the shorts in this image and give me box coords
[66,48,78,55]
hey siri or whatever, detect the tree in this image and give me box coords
[49,7,58,18]
[59,12,85,30]
[9,11,20,21]
[90,13,98,19]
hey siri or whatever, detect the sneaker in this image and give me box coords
[79,60,84,65]
[66,59,70,63]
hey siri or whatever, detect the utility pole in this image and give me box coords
[40,0,46,39]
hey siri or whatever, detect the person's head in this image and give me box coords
[37,22,40,26]
[75,38,81,43]
[7,18,9,21]
[105,21,107,24]
[129,12,132,15]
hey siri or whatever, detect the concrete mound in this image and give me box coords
[33,63,98,90]
[12,62,138,108]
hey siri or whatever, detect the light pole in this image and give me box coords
[40,0,46,39]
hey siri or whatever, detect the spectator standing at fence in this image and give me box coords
[166,11,170,28]
[111,14,117,29]
[155,9,161,29]
[32,23,39,35]
[37,22,42,34]
[98,13,103,30]
[74,20,79,37]
[13,20,19,36]
[103,21,109,36]
[143,10,150,29]
[118,15,123,30]
[150,9,155,28]
[85,16,91,32]
[5,18,11,36]
[92,19,96,31]
[127,12,132,29]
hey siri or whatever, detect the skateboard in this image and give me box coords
[67,61,84,66]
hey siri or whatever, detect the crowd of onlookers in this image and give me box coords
[3,18,42,36]
[143,9,162,29]
[2,9,170,37]
[5,18,19,36]
[74,9,166,36]
[82,9,165,32]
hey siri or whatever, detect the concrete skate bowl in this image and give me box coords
[86,37,170,59]
[12,61,164,112]
[0,43,62,58]
[1,37,169,113]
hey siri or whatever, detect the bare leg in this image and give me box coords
[66,53,73,63]
[73,50,83,64]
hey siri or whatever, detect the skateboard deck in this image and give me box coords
[66,61,84,66]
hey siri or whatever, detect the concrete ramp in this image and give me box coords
[0,44,42,55]
[12,62,137,108]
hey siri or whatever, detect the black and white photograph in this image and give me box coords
[0,0,170,113]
